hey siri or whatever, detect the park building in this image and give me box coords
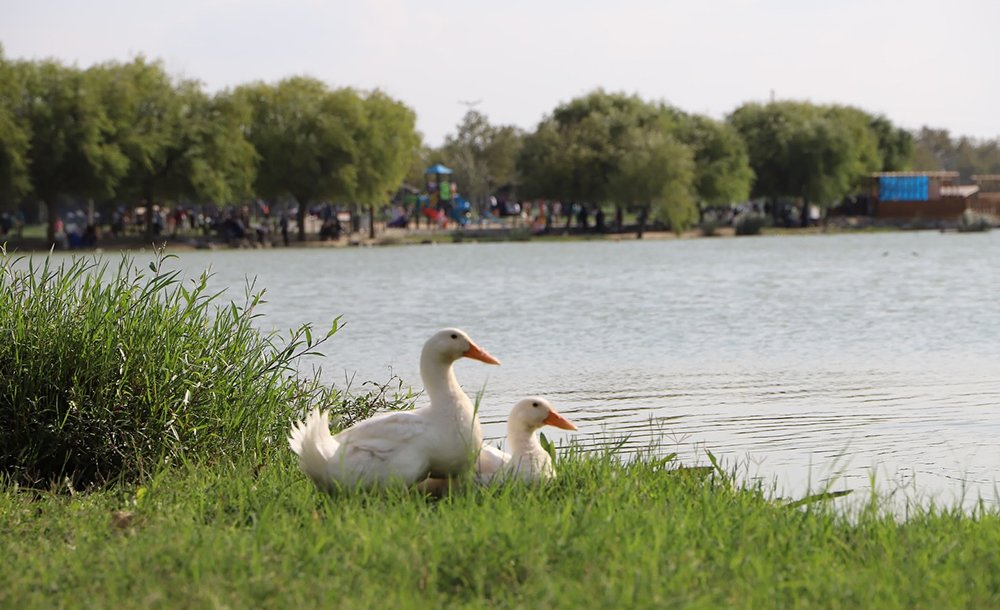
[869,171,1000,221]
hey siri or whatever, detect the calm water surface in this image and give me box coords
[81,232,1000,503]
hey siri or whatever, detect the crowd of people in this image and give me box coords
[23,197,782,251]
[41,201,357,249]
[0,210,26,240]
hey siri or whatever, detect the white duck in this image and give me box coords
[288,328,499,491]
[475,397,577,485]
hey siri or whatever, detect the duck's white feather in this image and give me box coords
[288,328,496,491]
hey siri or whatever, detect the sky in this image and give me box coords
[2,0,998,146]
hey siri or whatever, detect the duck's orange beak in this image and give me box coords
[543,409,577,431]
[463,342,501,365]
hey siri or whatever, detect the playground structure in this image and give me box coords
[389,164,471,229]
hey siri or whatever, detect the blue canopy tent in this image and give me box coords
[425,163,453,176]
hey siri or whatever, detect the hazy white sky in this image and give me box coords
[2,0,998,146]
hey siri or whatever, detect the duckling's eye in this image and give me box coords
[532,402,539,408]
[450,333,458,340]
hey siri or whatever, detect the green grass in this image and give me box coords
[2,451,998,609]
[3,246,998,609]
[15,223,46,239]
[0,249,403,488]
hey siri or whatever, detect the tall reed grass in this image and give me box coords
[0,249,350,488]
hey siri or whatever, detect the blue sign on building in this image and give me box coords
[879,176,929,201]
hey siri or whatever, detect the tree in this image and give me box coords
[174,89,258,206]
[606,124,696,237]
[672,112,754,208]
[825,105,884,187]
[21,60,128,243]
[352,90,420,238]
[402,145,440,188]
[0,48,31,207]
[519,90,698,235]
[868,115,913,171]
[729,101,886,225]
[520,91,662,206]
[517,120,572,201]
[441,110,524,211]
[910,128,1000,179]
[237,77,362,241]
[88,57,177,231]
[90,58,257,231]
[910,127,954,171]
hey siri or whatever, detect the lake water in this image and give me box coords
[63,231,1000,504]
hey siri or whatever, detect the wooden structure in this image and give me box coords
[869,171,994,220]
[971,175,1000,217]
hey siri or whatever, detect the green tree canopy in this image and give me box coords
[441,110,524,208]
[671,111,754,206]
[515,120,569,202]
[606,124,696,235]
[353,90,421,237]
[868,114,913,172]
[89,57,257,226]
[519,90,698,234]
[910,127,1000,179]
[236,77,363,240]
[0,48,31,206]
[176,89,258,205]
[729,101,892,223]
[352,91,419,203]
[21,59,128,242]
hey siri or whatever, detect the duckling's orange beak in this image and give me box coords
[543,409,577,431]
[463,342,501,365]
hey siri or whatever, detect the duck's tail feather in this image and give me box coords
[288,409,339,491]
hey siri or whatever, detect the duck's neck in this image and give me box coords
[421,357,471,413]
[506,422,541,456]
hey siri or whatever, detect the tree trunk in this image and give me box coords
[145,185,155,238]
[45,199,56,245]
[615,205,623,232]
[800,199,810,228]
[636,205,649,239]
[368,203,375,240]
[296,199,307,241]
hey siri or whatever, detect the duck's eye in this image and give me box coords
[532,402,539,408]
[450,333,458,340]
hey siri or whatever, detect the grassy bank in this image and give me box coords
[3,250,998,609]
[2,219,920,253]
[3,452,998,609]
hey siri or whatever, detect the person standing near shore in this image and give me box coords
[279,213,289,246]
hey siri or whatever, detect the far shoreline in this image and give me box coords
[0,220,960,255]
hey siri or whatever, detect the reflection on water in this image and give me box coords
[49,231,1000,504]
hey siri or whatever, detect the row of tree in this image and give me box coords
[430,92,921,233]
[0,50,419,242]
[3,49,998,243]
[911,127,1000,179]
[433,97,1000,234]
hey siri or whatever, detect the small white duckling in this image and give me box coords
[475,396,577,485]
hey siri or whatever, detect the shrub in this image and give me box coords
[957,210,993,233]
[735,213,769,236]
[0,250,345,489]
[698,220,720,237]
